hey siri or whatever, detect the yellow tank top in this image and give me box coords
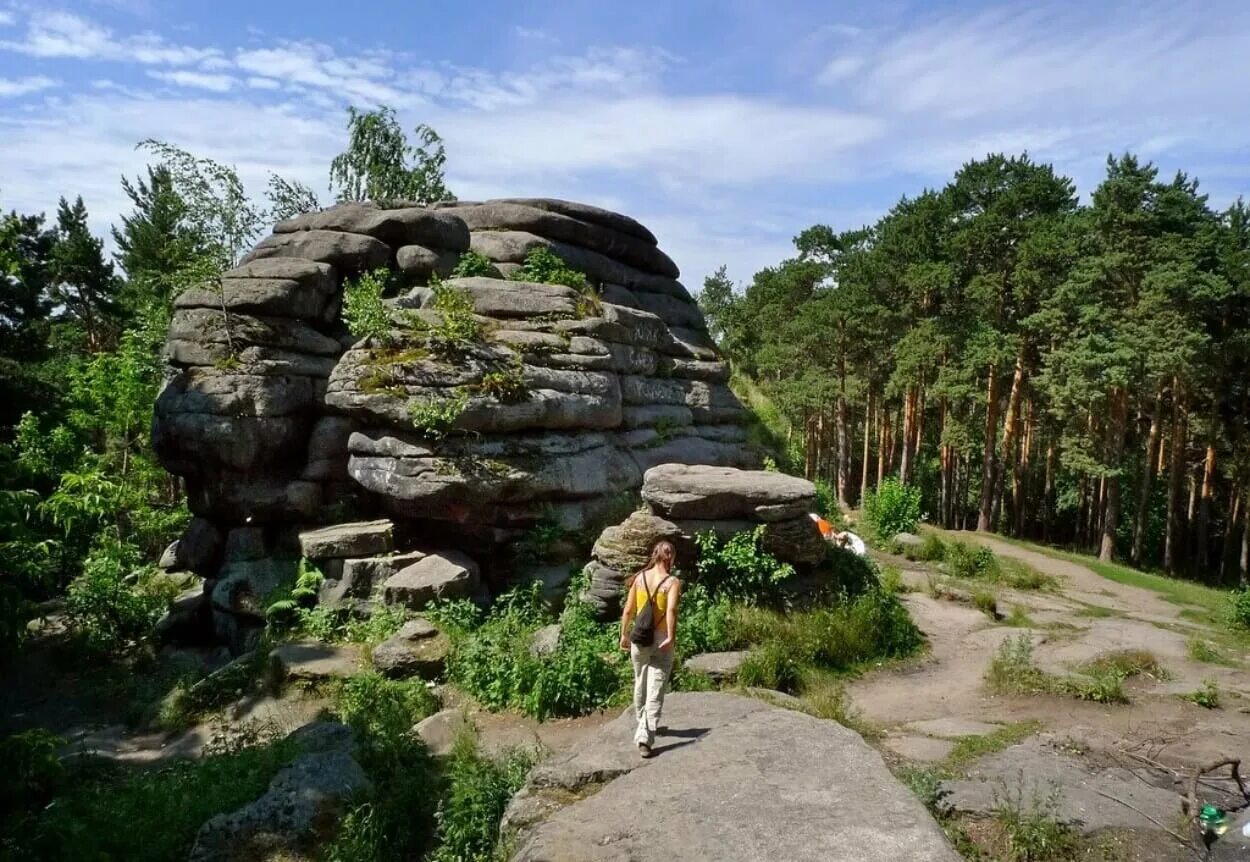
[634,574,671,616]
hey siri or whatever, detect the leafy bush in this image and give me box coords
[862,477,921,542]
[513,511,564,567]
[694,526,795,604]
[1227,588,1250,630]
[945,540,998,580]
[910,533,947,562]
[986,635,1050,695]
[441,583,626,720]
[449,251,497,278]
[677,582,735,655]
[431,732,534,862]
[972,589,998,618]
[0,729,63,815]
[343,268,394,344]
[325,672,442,861]
[264,557,324,629]
[991,780,1078,862]
[512,246,588,291]
[65,535,173,654]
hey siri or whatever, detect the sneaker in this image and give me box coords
[638,743,652,758]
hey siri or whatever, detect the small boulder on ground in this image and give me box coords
[683,651,750,683]
[189,721,369,861]
[298,519,394,560]
[893,532,922,549]
[319,549,426,609]
[413,708,471,757]
[383,550,480,610]
[530,623,562,657]
[370,618,450,679]
[269,642,363,685]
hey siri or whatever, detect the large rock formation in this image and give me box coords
[503,692,961,862]
[153,199,758,645]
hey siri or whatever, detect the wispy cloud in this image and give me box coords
[0,10,15,27]
[147,69,236,92]
[1,10,220,65]
[0,75,57,97]
[514,26,557,43]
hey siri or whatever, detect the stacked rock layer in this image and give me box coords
[153,198,759,640]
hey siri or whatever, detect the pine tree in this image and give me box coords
[48,197,121,352]
[112,166,204,312]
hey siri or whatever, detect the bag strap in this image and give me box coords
[642,572,671,606]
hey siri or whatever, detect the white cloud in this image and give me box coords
[0,75,57,97]
[147,69,236,92]
[246,76,280,90]
[0,10,219,65]
[514,26,557,42]
[0,10,14,27]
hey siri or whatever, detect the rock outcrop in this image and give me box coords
[153,198,759,646]
[581,465,827,618]
[503,692,960,862]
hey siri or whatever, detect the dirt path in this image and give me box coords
[847,531,1250,858]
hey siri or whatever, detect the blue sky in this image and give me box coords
[1,0,1248,287]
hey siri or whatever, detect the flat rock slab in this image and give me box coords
[383,550,480,610]
[270,642,363,684]
[505,692,959,862]
[883,735,956,763]
[943,737,1181,833]
[905,718,1005,739]
[642,464,816,522]
[371,625,450,679]
[298,519,394,559]
[684,650,750,682]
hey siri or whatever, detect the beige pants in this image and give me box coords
[630,639,673,747]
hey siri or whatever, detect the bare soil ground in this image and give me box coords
[848,530,1250,860]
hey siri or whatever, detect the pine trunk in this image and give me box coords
[914,384,927,478]
[1197,434,1217,573]
[1043,439,1056,543]
[1099,388,1128,562]
[1221,484,1241,582]
[976,366,1001,531]
[1241,483,1250,588]
[860,392,873,505]
[876,405,888,487]
[900,387,916,485]
[1164,380,1188,574]
[1131,388,1164,566]
[836,393,851,509]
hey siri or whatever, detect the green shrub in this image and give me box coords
[738,640,805,692]
[1227,588,1250,630]
[343,268,394,344]
[449,251,497,278]
[64,535,172,654]
[945,541,998,580]
[824,546,879,598]
[512,246,588,291]
[327,672,441,862]
[513,511,564,567]
[264,557,324,629]
[991,780,1078,862]
[878,564,906,594]
[899,766,953,818]
[429,282,482,350]
[694,526,795,604]
[986,635,1050,695]
[0,729,63,815]
[431,732,534,862]
[476,364,528,403]
[442,583,625,720]
[678,582,735,655]
[862,477,921,542]
[408,389,470,438]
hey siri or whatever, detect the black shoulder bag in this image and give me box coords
[630,573,671,646]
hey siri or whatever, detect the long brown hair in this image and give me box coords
[634,540,675,583]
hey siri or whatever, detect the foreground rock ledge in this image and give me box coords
[503,692,959,862]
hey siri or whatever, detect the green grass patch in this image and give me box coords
[986,635,1158,705]
[1002,606,1034,628]
[1188,637,1238,666]
[946,720,1043,768]
[1180,680,1221,709]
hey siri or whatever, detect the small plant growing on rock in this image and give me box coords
[512,246,588,290]
[408,389,470,438]
[448,250,497,278]
[343,268,395,345]
[428,282,481,352]
[476,362,528,403]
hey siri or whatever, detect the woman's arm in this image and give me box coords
[618,577,637,649]
[657,579,681,651]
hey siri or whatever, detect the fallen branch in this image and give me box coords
[1184,758,1249,819]
[1088,787,1199,858]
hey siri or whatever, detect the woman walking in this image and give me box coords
[618,540,683,757]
